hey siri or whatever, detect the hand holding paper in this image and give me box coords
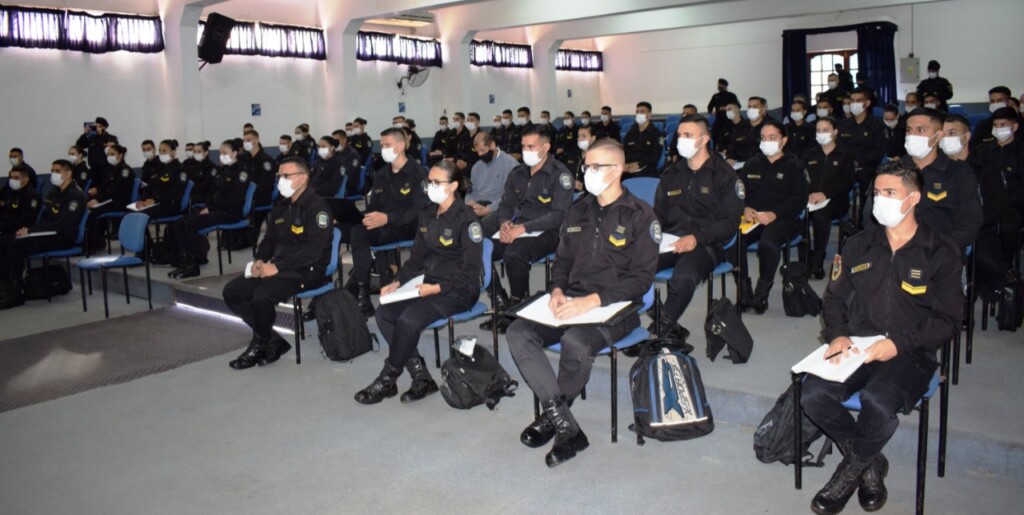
[379,275,425,305]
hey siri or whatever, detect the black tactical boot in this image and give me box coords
[354,361,401,405]
[647,317,691,342]
[750,279,773,315]
[811,445,876,515]
[169,254,200,279]
[257,333,292,366]
[810,252,826,281]
[520,411,556,448]
[356,282,375,317]
[400,355,439,403]
[229,336,267,370]
[857,453,889,512]
[542,396,589,468]
[739,277,754,308]
[479,283,511,331]
[302,299,317,322]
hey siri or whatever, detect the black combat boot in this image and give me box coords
[542,396,590,468]
[520,410,556,448]
[739,277,754,308]
[356,282,375,317]
[400,355,439,403]
[750,279,773,315]
[354,361,401,404]
[857,453,889,512]
[479,282,511,332]
[810,251,826,280]
[258,332,292,366]
[229,336,267,370]
[811,445,876,515]
[169,253,200,279]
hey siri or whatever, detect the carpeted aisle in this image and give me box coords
[0,306,250,412]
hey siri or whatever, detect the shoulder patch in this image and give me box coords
[239,171,249,183]
[559,172,573,190]
[735,179,746,199]
[468,221,483,243]
[263,161,272,172]
[649,220,662,244]
[831,254,842,281]
[122,168,130,178]
[31,199,38,208]
[316,211,329,229]
[179,172,188,182]
[68,200,80,212]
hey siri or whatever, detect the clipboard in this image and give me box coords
[509,291,641,329]
[325,197,364,225]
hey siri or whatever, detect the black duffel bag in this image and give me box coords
[704,297,753,363]
[440,336,518,410]
[781,262,822,318]
[24,264,72,300]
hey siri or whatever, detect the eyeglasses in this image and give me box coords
[582,163,619,174]
[422,179,452,188]
[277,172,305,180]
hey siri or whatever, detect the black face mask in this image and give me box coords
[479,150,495,163]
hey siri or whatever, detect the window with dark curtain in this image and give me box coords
[0,5,164,53]
[470,40,533,68]
[556,49,603,72]
[356,30,442,68]
[197,20,326,60]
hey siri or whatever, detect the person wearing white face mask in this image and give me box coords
[350,118,372,164]
[358,160,483,405]
[6,148,37,187]
[972,85,1015,151]
[708,78,740,146]
[308,136,344,198]
[240,130,278,244]
[135,139,189,226]
[84,143,135,251]
[554,110,579,163]
[805,116,855,279]
[862,108,981,250]
[505,138,659,468]
[0,159,87,301]
[326,131,362,198]
[222,157,334,370]
[803,161,963,515]
[345,128,430,316]
[169,139,253,279]
[915,60,953,110]
[650,115,745,339]
[784,99,815,158]
[139,139,160,184]
[725,96,772,168]
[509,106,535,161]
[881,104,906,161]
[0,166,39,236]
[67,145,91,189]
[593,105,621,143]
[713,100,743,152]
[444,112,470,167]
[452,113,481,172]
[974,107,1024,272]
[822,72,850,120]
[837,88,887,189]
[291,123,316,163]
[277,135,296,163]
[427,115,452,167]
[494,109,515,155]
[737,119,809,314]
[623,101,662,177]
[569,125,596,189]
[538,111,555,134]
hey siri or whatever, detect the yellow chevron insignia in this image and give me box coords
[537,195,552,204]
[400,187,411,195]
[608,235,627,247]
[927,191,947,202]
[901,281,927,295]
[291,225,304,235]
[439,236,453,246]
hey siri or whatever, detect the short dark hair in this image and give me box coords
[9,147,23,155]
[467,112,480,121]
[439,115,448,122]
[244,129,260,138]
[141,140,155,147]
[791,99,807,110]
[601,105,612,112]
[636,101,652,112]
[279,156,310,174]
[577,124,594,136]
[52,159,73,172]
[280,134,293,142]
[588,138,625,164]
[380,127,407,144]
[761,118,787,138]
[883,103,899,114]
[679,114,710,135]
[989,86,1012,97]
[749,96,767,108]
[816,116,840,131]
[581,110,591,117]
[992,107,1020,123]
[221,139,242,153]
[454,112,465,119]
[876,160,923,193]
[905,92,919,101]
[502,109,512,116]
[906,107,944,128]
[541,110,551,116]
[563,111,575,118]
[354,118,367,125]
[8,164,28,177]
[522,125,553,143]
[850,88,872,100]
[944,114,970,132]
[517,106,531,116]
[319,136,338,149]
[683,104,698,112]
[243,123,254,129]
[475,130,496,146]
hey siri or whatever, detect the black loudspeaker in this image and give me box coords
[198,12,235,64]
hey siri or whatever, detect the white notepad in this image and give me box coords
[491,230,543,240]
[515,293,632,328]
[91,199,112,208]
[791,335,885,383]
[16,231,57,239]
[379,275,425,305]
[659,233,681,254]
[807,198,832,212]
[127,201,158,212]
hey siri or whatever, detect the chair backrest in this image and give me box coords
[241,182,257,217]
[722,232,738,251]
[639,284,655,315]
[119,212,150,253]
[74,210,90,245]
[270,179,279,202]
[335,175,349,199]
[180,180,194,213]
[130,178,142,203]
[622,177,659,207]
[481,239,494,290]
[326,228,342,277]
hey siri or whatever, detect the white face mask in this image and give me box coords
[501,118,511,127]
[9,157,19,166]
[295,132,304,139]
[816,132,834,146]
[905,104,918,112]
[8,177,23,191]
[515,116,527,126]
[993,126,1014,142]
[243,141,254,152]
[990,102,1007,113]
[872,194,913,228]
[426,183,449,204]
[676,137,702,159]
[759,140,781,157]
[346,130,355,137]
[924,103,938,110]
[726,110,737,121]
[939,135,964,155]
[600,114,610,123]
[220,154,234,165]
[51,172,64,186]
[581,117,590,126]
[68,153,80,162]
[278,176,297,198]
[465,122,477,131]
[279,144,289,154]
[107,155,118,166]
[577,140,591,151]
[563,118,574,128]
[158,153,172,164]
[523,150,542,167]
[928,71,938,79]
[828,80,838,89]
[143,150,155,160]
[884,119,898,129]
[634,113,648,125]
[452,121,463,131]
[381,147,399,163]
[850,102,866,116]
[540,117,550,124]
[352,127,362,136]
[904,134,935,159]
[842,104,852,115]
[185,151,194,159]
[393,123,404,129]
[790,111,804,122]
[317,147,330,159]
[746,108,761,122]
[816,108,829,118]
[584,169,610,196]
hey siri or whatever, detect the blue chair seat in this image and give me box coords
[78,255,143,270]
[654,268,673,281]
[198,219,248,236]
[370,239,415,253]
[31,246,83,260]
[297,282,334,300]
[96,211,127,220]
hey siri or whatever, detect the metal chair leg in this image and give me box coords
[79,268,88,312]
[145,260,152,310]
[216,230,224,276]
[916,399,930,515]
[101,267,110,319]
[294,296,302,364]
[794,373,803,490]
[447,318,455,365]
[952,332,960,385]
[434,328,441,369]
[123,268,130,304]
[611,348,618,443]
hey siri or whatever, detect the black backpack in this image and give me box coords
[23,264,72,300]
[997,274,1024,331]
[440,337,518,410]
[753,381,830,467]
[629,338,714,445]
[704,298,753,363]
[781,262,822,318]
[314,288,378,361]
[0,280,25,309]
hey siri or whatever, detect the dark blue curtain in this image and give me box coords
[781,31,808,113]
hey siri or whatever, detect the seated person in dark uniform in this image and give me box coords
[404,118,424,164]
[975,108,1024,285]
[350,118,373,165]
[277,135,296,163]
[666,104,701,165]
[454,113,482,175]
[805,117,855,279]
[427,115,451,166]
[344,128,429,316]
[136,139,188,220]
[84,144,136,250]
[971,86,1014,152]
[802,162,962,515]
[507,138,658,467]
[479,126,573,333]
[554,111,579,166]
[6,148,36,188]
[510,106,535,161]
[494,110,515,153]
[571,125,596,190]
[725,96,773,167]
[355,160,483,405]
[593,105,621,143]
[881,104,905,161]
[713,100,742,153]
[623,101,663,178]
[821,73,849,119]
[68,145,91,189]
[0,160,87,304]
[650,115,745,339]
[169,140,252,279]
[331,132,362,198]
[187,141,217,205]
[292,124,317,164]
[784,99,815,158]
[222,157,333,370]
[737,119,809,314]
[309,136,345,198]
[0,166,39,236]
[139,139,160,185]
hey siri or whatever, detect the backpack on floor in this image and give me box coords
[23,264,72,300]
[440,336,518,410]
[704,298,753,363]
[0,279,25,309]
[629,338,714,445]
[997,274,1024,331]
[781,262,822,318]
[315,288,378,361]
[754,381,830,467]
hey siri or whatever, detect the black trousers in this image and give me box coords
[222,274,305,339]
[809,200,849,257]
[345,223,416,284]
[172,211,236,257]
[0,234,74,281]
[86,201,128,243]
[657,246,718,323]
[375,292,476,369]
[739,217,802,283]
[507,313,638,403]
[481,212,558,300]
[801,349,937,459]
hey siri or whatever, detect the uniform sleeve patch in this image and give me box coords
[831,254,842,281]
[68,200,80,212]
[317,211,329,229]
[239,171,249,183]
[122,168,130,178]
[559,172,573,190]
[263,161,272,172]
[179,172,188,182]
[31,199,38,208]
[468,221,483,243]
[735,179,746,199]
[649,220,662,244]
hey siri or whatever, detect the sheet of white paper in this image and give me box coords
[659,233,681,254]
[379,275,425,305]
[91,199,112,208]
[457,336,477,356]
[790,335,885,383]
[244,261,255,279]
[127,201,158,212]
[807,198,832,212]
[491,230,543,240]
[515,293,632,328]
[16,231,57,239]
